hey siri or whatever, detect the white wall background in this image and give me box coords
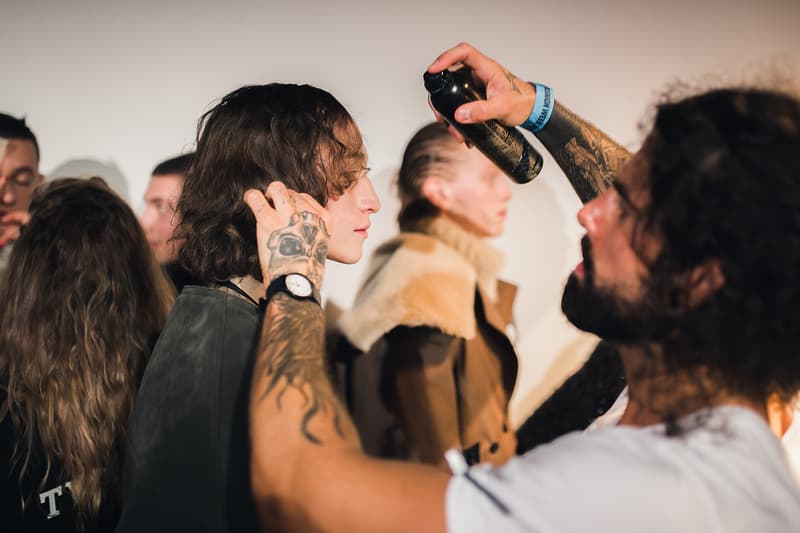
[3,0,799,425]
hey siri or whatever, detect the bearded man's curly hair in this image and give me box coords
[637,88,800,405]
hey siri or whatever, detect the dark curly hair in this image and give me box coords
[635,88,800,406]
[176,84,366,283]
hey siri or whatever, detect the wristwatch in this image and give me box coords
[266,273,321,306]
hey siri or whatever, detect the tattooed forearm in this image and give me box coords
[534,101,631,203]
[254,293,345,444]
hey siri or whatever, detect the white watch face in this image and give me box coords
[285,273,313,298]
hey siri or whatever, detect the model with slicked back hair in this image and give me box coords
[340,118,521,469]
[395,121,461,229]
[0,178,174,531]
[175,84,366,283]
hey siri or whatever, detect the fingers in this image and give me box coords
[245,186,287,285]
[290,192,323,217]
[427,96,445,123]
[428,96,468,144]
[264,181,295,221]
[1,210,31,226]
[446,122,470,146]
[429,43,530,127]
[428,42,501,86]
[427,42,475,73]
[247,183,329,231]
[0,226,20,248]
[244,188,274,221]
[0,210,31,247]
[293,192,332,234]
[454,98,511,125]
[244,183,330,289]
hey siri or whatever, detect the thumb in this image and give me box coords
[454,98,508,124]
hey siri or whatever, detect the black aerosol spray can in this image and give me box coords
[424,66,543,184]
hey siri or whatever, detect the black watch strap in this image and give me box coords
[265,273,322,306]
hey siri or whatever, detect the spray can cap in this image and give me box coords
[423,70,450,94]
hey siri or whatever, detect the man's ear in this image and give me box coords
[421,177,450,210]
[687,259,725,307]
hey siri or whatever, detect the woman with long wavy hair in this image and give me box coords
[0,177,174,532]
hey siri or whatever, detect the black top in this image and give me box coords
[116,286,261,533]
[515,340,626,453]
[0,390,117,532]
[162,262,201,294]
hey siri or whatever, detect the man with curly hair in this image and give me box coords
[244,43,800,532]
[117,84,379,533]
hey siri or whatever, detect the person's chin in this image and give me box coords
[327,247,363,265]
[478,223,503,239]
[561,275,666,343]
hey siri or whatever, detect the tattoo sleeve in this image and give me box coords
[534,101,631,203]
[253,293,348,444]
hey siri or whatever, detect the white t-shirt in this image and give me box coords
[588,387,800,482]
[446,406,800,532]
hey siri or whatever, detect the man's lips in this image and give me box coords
[355,223,370,238]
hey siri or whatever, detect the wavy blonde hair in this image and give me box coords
[0,178,174,530]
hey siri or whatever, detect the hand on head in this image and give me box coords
[427,42,537,136]
[0,209,31,248]
[243,181,331,288]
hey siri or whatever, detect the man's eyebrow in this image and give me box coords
[8,166,36,177]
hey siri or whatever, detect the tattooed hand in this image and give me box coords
[247,182,349,446]
[243,181,332,288]
[428,42,536,132]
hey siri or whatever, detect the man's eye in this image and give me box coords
[279,236,304,256]
[612,190,632,220]
[11,171,34,186]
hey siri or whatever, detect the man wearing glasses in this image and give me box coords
[0,113,43,274]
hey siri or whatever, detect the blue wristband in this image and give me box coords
[521,83,554,133]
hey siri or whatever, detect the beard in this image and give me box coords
[561,238,674,343]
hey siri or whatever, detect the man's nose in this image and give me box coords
[496,175,512,201]
[139,207,157,232]
[0,177,16,206]
[359,178,381,214]
[577,196,601,234]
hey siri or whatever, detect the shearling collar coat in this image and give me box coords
[338,217,519,468]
